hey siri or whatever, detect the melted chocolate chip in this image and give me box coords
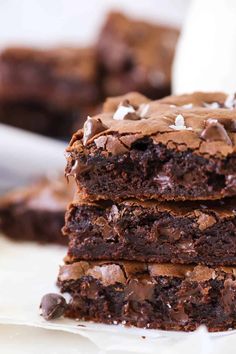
[94,216,114,240]
[83,117,107,146]
[125,278,154,301]
[195,211,216,231]
[40,293,67,320]
[200,118,232,145]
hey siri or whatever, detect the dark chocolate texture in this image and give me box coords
[63,197,236,265]
[66,92,236,201]
[58,261,236,332]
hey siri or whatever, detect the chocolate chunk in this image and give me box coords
[40,293,67,320]
[125,278,154,301]
[158,225,182,241]
[171,307,189,324]
[94,216,114,240]
[200,118,232,145]
[87,264,126,286]
[194,211,216,231]
[83,117,107,145]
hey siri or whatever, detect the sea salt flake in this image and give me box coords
[181,103,193,109]
[203,102,220,109]
[225,93,236,109]
[169,114,193,131]
[113,104,136,120]
[138,103,149,118]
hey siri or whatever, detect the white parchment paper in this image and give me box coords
[0,235,236,353]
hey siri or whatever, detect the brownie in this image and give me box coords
[97,12,179,98]
[58,260,236,331]
[63,197,236,266]
[0,176,74,244]
[66,91,236,201]
[0,47,99,138]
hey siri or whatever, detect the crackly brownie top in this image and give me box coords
[0,176,74,211]
[59,261,236,286]
[98,12,179,84]
[0,46,97,82]
[69,91,236,158]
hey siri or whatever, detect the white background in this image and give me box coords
[0,0,189,48]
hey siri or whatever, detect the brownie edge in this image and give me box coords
[66,91,236,202]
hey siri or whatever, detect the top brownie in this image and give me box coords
[97,12,179,98]
[0,46,99,109]
[66,91,236,201]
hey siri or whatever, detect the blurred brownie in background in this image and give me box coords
[0,13,179,139]
[0,176,74,245]
[0,47,100,139]
[97,12,179,99]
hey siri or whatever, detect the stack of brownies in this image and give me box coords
[57,91,236,331]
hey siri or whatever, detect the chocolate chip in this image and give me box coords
[200,118,232,145]
[83,117,107,146]
[125,278,154,301]
[40,293,67,320]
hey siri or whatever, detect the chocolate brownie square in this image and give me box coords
[0,176,74,244]
[66,92,236,201]
[63,197,236,266]
[0,47,100,138]
[97,12,179,98]
[58,260,236,331]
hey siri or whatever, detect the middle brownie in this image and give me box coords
[64,197,236,266]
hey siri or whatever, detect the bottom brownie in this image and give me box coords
[58,261,236,331]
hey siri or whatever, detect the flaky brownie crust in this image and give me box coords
[64,197,236,265]
[66,92,236,201]
[58,261,236,331]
